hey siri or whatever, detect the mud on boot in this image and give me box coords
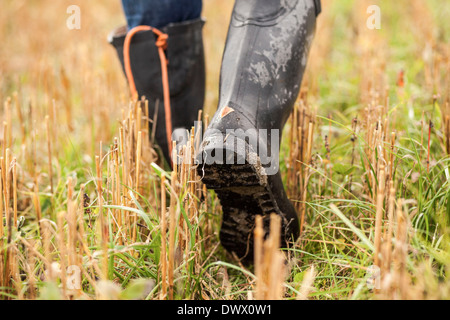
[198,130,301,262]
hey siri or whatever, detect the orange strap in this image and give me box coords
[123,25,173,158]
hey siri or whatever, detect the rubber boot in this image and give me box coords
[109,18,206,165]
[197,0,319,262]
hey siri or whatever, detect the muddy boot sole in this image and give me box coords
[197,134,292,262]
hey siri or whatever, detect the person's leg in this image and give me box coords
[121,0,202,29]
[197,0,320,262]
[110,1,205,164]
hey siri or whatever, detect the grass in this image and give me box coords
[0,0,449,300]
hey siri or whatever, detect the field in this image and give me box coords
[0,0,449,300]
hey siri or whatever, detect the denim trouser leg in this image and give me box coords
[121,0,202,29]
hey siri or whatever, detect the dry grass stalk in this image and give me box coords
[12,158,17,228]
[296,265,316,300]
[41,220,55,282]
[67,196,78,267]
[0,162,5,289]
[11,244,23,300]
[0,164,3,240]
[389,132,396,181]
[254,215,264,299]
[26,239,36,300]
[299,121,314,235]
[2,123,7,164]
[254,214,286,300]
[168,170,177,300]
[287,99,316,237]
[160,175,168,299]
[95,155,108,281]
[113,138,121,238]
[383,183,396,276]
[374,166,385,268]
[5,149,11,234]
[60,67,73,131]
[132,131,142,243]
[377,196,410,300]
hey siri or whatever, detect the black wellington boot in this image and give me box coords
[109,18,206,165]
[197,0,319,262]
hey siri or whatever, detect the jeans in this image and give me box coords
[121,0,202,29]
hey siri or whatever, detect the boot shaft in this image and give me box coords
[109,18,206,164]
[214,0,318,133]
[109,18,205,101]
